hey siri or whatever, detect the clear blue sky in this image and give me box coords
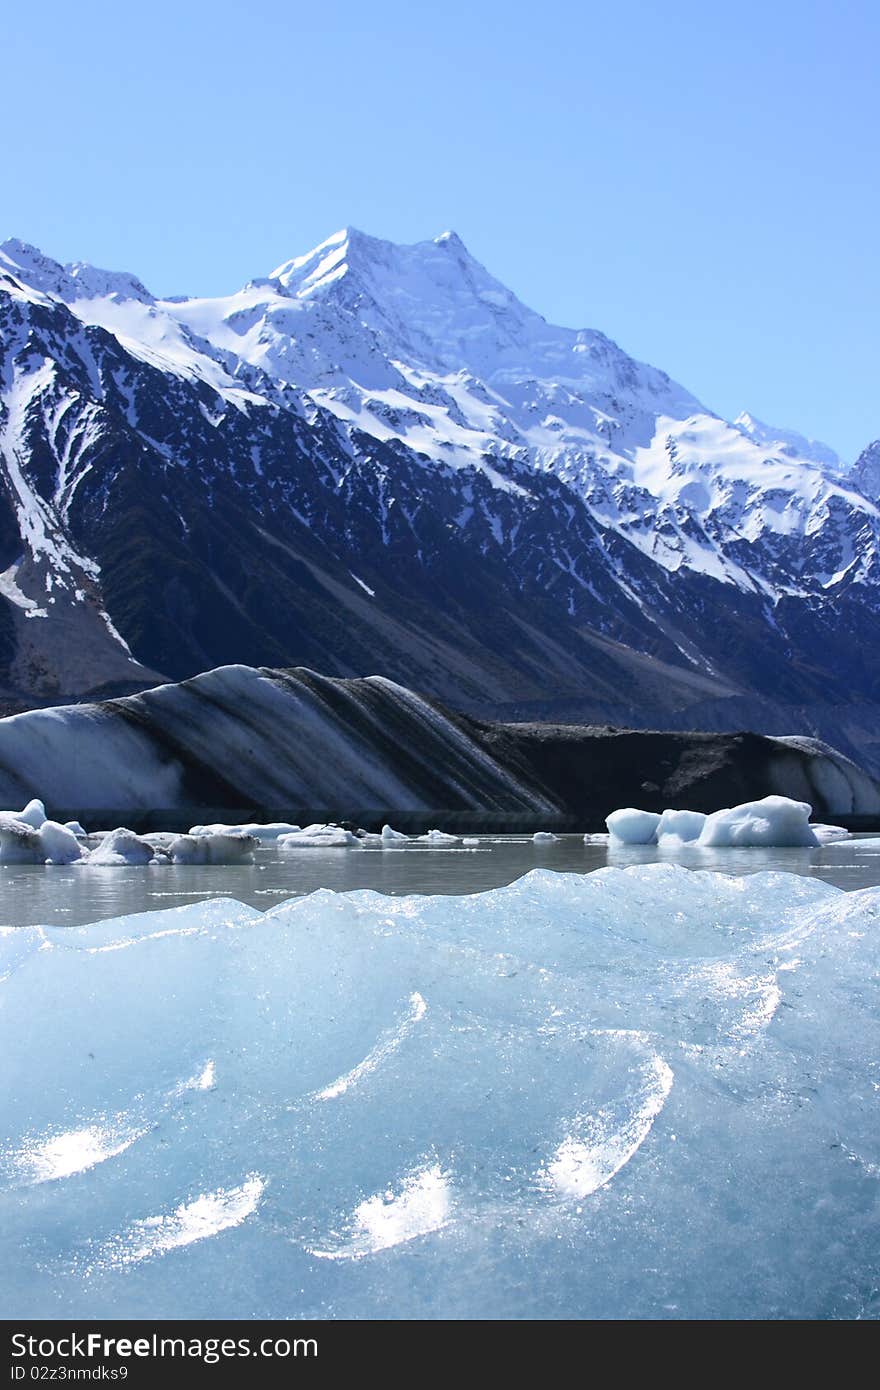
[3,0,877,458]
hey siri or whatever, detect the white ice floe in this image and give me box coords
[63,820,87,838]
[809,823,850,843]
[278,824,362,850]
[380,823,410,843]
[0,815,85,864]
[605,796,848,850]
[169,832,258,865]
[189,821,301,841]
[697,796,819,848]
[85,827,161,865]
[37,820,87,864]
[533,831,559,843]
[607,808,662,845]
[0,815,45,863]
[417,829,461,844]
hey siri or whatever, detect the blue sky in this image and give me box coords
[3,0,877,458]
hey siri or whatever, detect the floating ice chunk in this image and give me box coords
[189,822,301,841]
[656,809,707,845]
[698,796,819,848]
[0,816,87,864]
[278,824,362,849]
[462,837,480,845]
[417,829,461,844]
[63,821,87,838]
[533,831,559,843]
[606,809,661,845]
[86,827,162,865]
[584,832,610,844]
[39,820,87,865]
[0,815,45,863]
[170,832,258,865]
[811,823,850,843]
[381,824,410,843]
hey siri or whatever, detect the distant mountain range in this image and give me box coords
[1,229,878,765]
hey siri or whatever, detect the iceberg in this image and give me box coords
[169,832,258,865]
[607,808,661,844]
[0,814,45,863]
[85,827,162,865]
[0,815,86,864]
[606,796,843,849]
[38,820,87,865]
[697,795,818,848]
[189,821,301,841]
[2,865,878,1319]
[278,824,363,849]
[381,824,410,843]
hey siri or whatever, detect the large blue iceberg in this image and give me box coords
[1,864,878,1319]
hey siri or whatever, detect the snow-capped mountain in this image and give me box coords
[1,228,878,765]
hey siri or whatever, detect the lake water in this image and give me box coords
[3,832,880,928]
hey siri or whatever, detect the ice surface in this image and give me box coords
[417,829,461,844]
[698,796,819,848]
[532,831,559,843]
[2,865,878,1319]
[607,808,661,844]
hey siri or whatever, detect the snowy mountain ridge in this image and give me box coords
[0,227,878,767]
[3,227,872,598]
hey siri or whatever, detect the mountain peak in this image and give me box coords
[735,410,844,471]
[0,238,152,305]
[0,237,67,293]
[269,226,385,296]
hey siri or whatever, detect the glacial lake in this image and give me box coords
[4,832,880,928]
